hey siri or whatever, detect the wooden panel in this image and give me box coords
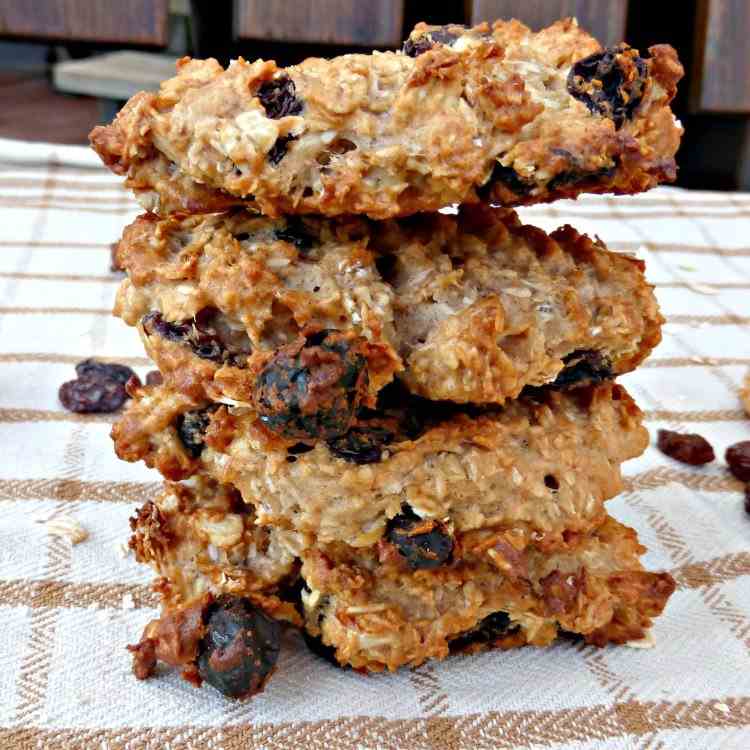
[234,0,405,46]
[54,51,179,100]
[0,0,169,46]
[469,1,628,46]
[691,0,750,113]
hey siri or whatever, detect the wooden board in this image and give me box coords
[691,0,750,113]
[469,0,628,46]
[234,0,405,46]
[53,51,178,100]
[0,0,169,46]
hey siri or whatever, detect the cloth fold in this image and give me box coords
[0,142,747,749]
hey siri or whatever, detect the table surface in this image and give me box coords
[0,140,747,750]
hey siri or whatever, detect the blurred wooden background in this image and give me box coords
[0,0,748,190]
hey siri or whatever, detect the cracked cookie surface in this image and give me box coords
[113,380,648,546]
[90,19,683,219]
[113,205,662,408]
[129,479,674,676]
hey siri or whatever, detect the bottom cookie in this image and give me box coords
[128,478,674,698]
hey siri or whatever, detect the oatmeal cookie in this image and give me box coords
[128,476,300,624]
[113,380,648,546]
[741,370,750,417]
[90,19,682,219]
[129,481,674,679]
[300,514,675,671]
[114,205,662,408]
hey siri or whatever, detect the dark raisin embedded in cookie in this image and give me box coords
[197,595,281,700]
[145,370,163,386]
[553,349,613,388]
[386,505,453,570]
[481,163,534,198]
[402,36,434,57]
[267,133,297,165]
[449,611,515,652]
[546,165,616,192]
[658,429,715,466]
[744,484,750,516]
[567,45,648,129]
[273,217,315,254]
[254,330,368,440]
[402,26,463,57]
[176,408,215,458]
[257,75,304,119]
[327,425,395,464]
[726,441,750,481]
[142,309,251,366]
[142,311,191,343]
[59,359,139,413]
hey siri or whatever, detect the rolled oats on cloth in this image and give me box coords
[0,138,748,749]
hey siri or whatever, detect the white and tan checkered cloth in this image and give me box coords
[0,137,747,750]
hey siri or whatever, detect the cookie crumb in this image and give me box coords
[46,516,89,545]
[625,630,655,649]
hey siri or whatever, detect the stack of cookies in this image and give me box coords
[91,19,683,699]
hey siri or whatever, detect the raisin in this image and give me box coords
[287,442,314,455]
[302,631,345,669]
[274,218,314,254]
[254,330,368,440]
[327,425,394,464]
[567,46,648,129]
[430,28,462,45]
[745,485,750,516]
[176,408,214,457]
[75,358,135,385]
[145,370,163,386]
[402,37,434,57]
[449,611,514,652]
[546,165,616,192]
[544,474,559,490]
[142,310,249,366]
[726,441,750,481]
[402,27,462,57]
[553,350,613,388]
[257,75,303,119]
[480,163,534,198]
[142,311,191,343]
[59,359,139,413]
[197,596,280,699]
[267,133,297,165]
[386,505,453,570]
[286,442,314,462]
[657,429,715,466]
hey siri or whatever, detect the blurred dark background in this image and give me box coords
[0,0,747,190]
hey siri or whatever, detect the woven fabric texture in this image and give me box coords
[0,140,748,749]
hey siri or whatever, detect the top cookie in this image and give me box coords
[90,19,683,219]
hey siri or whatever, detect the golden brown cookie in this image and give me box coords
[128,478,674,679]
[114,205,662,409]
[113,380,648,546]
[91,20,683,219]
